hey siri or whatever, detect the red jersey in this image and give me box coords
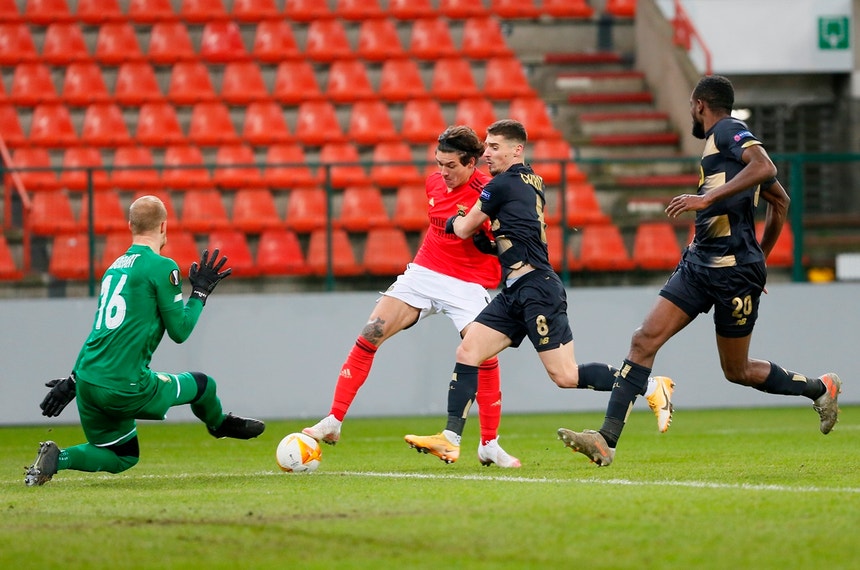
[412,170,501,289]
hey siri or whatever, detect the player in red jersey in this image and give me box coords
[303,126,520,467]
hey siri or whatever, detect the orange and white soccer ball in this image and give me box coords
[276,432,322,473]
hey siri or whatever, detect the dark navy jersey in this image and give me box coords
[688,116,765,267]
[477,163,552,277]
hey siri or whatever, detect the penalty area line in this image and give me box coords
[324,470,860,494]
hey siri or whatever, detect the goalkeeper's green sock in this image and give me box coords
[62,443,138,474]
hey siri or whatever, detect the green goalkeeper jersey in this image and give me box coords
[72,244,204,389]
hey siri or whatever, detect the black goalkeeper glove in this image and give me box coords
[189,249,232,305]
[472,232,497,255]
[40,373,76,417]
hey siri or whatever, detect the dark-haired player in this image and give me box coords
[405,120,674,463]
[559,75,841,467]
[25,195,264,486]
[303,125,521,467]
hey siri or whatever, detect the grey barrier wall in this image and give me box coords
[1,282,857,426]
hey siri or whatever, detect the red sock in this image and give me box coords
[330,336,377,421]
[476,356,501,445]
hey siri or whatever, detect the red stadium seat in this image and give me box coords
[162,145,211,189]
[461,17,513,59]
[272,60,323,104]
[114,62,163,106]
[41,23,89,65]
[370,142,423,189]
[221,61,269,104]
[347,101,399,146]
[232,0,280,22]
[338,185,390,231]
[206,229,258,277]
[59,147,110,191]
[199,21,248,63]
[632,222,682,271]
[10,63,58,107]
[483,57,534,100]
[0,0,22,23]
[28,191,80,235]
[541,0,595,18]
[336,0,384,21]
[127,0,177,23]
[10,148,59,192]
[161,231,200,273]
[319,142,369,189]
[356,18,405,62]
[24,0,73,25]
[401,100,447,144]
[392,184,428,231]
[757,221,794,268]
[213,144,262,188]
[94,22,144,65]
[263,144,320,189]
[579,224,635,271]
[76,0,124,24]
[284,0,332,22]
[0,23,37,65]
[168,62,217,105]
[546,183,609,227]
[545,225,581,272]
[430,58,480,101]
[294,101,345,146]
[180,189,231,233]
[439,0,489,19]
[29,103,78,147]
[508,97,562,140]
[529,139,572,186]
[305,20,354,63]
[489,0,540,19]
[188,102,239,147]
[408,18,458,60]
[49,233,93,281]
[606,0,637,18]
[62,63,111,107]
[387,0,435,20]
[378,59,427,102]
[453,98,497,134]
[180,0,229,23]
[252,20,301,63]
[242,101,292,146]
[147,22,195,64]
[81,103,132,147]
[255,229,309,276]
[100,231,132,275]
[0,234,23,280]
[0,104,27,147]
[78,190,127,234]
[110,146,160,189]
[307,228,363,276]
[363,227,413,276]
[326,60,374,103]
[231,187,282,234]
[136,102,185,146]
[285,187,328,233]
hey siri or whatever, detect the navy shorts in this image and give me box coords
[659,257,767,338]
[475,269,573,351]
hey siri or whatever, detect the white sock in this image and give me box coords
[643,377,656,398]
[442,429,461,446]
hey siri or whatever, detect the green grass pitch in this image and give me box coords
[1,406,857,569]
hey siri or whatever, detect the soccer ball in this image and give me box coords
[276,432,322,473]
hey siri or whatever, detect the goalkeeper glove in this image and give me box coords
[472,231,497,255]
[189,249,232,305]
[40,373,76,417]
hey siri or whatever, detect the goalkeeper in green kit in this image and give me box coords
[25,195,264,487]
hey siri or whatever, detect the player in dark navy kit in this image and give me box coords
[560,75,842,467]
[405,120,675,463]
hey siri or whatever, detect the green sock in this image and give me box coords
[62,443,139,474]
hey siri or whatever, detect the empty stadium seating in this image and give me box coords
[363,228,413,276]
[255,228,309,276]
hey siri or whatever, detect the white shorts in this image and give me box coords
[382,263,492,332]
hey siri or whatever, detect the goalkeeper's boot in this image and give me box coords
[478,437,521,468]
[557,428,615,467]
[302,414,342,445]
[404,432,460,464]
[813,373,842,434]
[646,376,675,433]
[24,441,60,487]
[208,413,265,439]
